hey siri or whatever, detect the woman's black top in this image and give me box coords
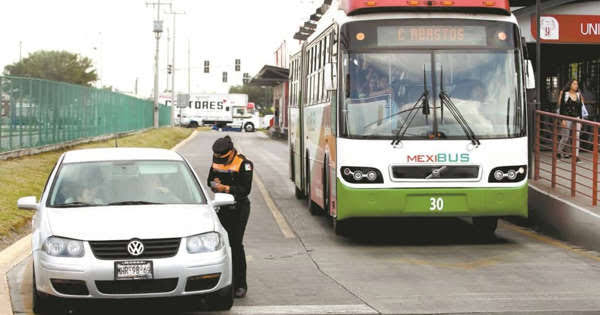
[560,92,583,118]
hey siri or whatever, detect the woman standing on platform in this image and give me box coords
[556,79,588,163]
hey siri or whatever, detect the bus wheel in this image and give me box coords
[295,187,305,200]
[244,123,255,132]
[473,217,498,235]
[306,157,319,215]
[323,159,330,216]
[333,218,349,237]
[189,121,199,128]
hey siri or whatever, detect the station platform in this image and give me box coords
[530,111,600,253]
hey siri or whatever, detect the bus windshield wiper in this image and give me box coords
[108,201,164,206]
[391,65,430,146]
[438,67,480,146]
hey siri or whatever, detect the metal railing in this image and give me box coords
[0,76,171,153]
[534,110,599,206]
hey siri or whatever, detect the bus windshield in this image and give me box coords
[340,20,525,140]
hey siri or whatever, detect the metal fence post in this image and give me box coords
[552,117,559,188]
[535,111,541,180]
[571,119,577,197]
[593,126,598,206]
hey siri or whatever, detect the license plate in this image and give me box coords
[115,261,153,280]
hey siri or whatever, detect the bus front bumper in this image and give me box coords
[336,180,528,220]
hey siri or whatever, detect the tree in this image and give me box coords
[229,84,273,115]
[3,50,98,86]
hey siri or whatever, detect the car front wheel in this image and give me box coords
[204,285,234,311]
[33,269,58,314]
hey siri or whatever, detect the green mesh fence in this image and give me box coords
[0,76,171,153]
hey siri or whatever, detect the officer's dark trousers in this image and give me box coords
[218,199,250,289]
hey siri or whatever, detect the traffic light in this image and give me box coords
[243,73,250,84]
[235,59,241,72]
[204,60,210,73]
[167,64,173,74]
[222,71,228,83]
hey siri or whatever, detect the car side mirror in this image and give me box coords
[17,196,39,210]
[212,193,236,207]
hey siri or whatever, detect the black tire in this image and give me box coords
[204,285,234,311]
[290,150,295,182]
[244,123,255,132]
[32,269,57,315]
[295,186,305,199]
[306,155,320,216]
[189,121,199,129]
[323,159,330,217]
[333,218,350,237]
[473,217,498,235]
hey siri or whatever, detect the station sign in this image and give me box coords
[531,15,600,44]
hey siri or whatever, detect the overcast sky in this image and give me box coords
[0,0,320,97]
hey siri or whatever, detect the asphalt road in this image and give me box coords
[8,130,600,314]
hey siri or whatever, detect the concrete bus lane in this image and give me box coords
[7,130,600,314]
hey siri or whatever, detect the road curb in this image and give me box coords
[0,130,198,315]
[0,235,32,315]
[171,130,198,151]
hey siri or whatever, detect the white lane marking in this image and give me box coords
[254,174,296,239]
[220,304,377,314]
[529,184,600,219]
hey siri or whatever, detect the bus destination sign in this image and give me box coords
[377,25,487,47]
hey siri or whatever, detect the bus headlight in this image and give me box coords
[341,167,383,184]
[489,166,527,183]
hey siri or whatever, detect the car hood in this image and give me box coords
[47,204,216,241]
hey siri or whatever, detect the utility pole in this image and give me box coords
[167,9,186,127]
[19,41,22,62]
[146,0,171,128]
[166,28,170,92]
[187,38,191,95]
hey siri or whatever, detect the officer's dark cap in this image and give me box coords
[212,136,234,155]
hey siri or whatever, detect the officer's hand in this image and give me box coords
[214,183,229,193]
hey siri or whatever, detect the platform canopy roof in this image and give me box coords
[249,65,289,87]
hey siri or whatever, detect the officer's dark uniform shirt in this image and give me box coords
[207,153,253,201]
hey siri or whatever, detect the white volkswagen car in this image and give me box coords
[17,148,235,313]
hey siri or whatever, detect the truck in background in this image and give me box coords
[180,94,259,132]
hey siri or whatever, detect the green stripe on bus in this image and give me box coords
[336,179,528,220]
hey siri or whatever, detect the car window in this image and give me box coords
[47,160,206,206]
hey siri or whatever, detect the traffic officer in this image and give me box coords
[207,136,253,298]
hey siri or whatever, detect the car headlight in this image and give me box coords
[42,236,85,258]
[186,232,223,254]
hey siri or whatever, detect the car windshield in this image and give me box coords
[48,160,206,207]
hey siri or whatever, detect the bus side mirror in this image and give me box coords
[525,59,536,90]
[324,62,337,91]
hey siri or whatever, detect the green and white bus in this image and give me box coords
[289,0,530,235]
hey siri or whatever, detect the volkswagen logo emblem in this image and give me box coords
[127,240,144,256]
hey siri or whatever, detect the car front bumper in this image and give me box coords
[35,243,232,300]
